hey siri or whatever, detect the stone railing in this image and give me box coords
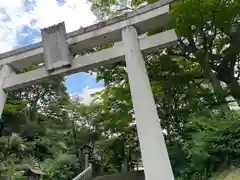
[73,166,93,180]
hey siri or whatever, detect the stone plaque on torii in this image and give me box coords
[0,1,179,179]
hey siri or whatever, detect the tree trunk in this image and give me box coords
[228,79,240,107]
[200,60,230,113]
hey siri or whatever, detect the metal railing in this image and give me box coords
[73,166,92,180]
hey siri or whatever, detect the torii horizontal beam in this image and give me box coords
[0,0,170,70]
[3,30,177,91]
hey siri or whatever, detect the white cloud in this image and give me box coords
[29,0,97,32]
[71,86,105,105]
[0,0,32,52]
[0,0,97,53]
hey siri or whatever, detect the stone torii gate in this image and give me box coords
[0,1,178,180]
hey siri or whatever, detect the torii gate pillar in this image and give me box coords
[122,26,175,180]
[0,65,13,118]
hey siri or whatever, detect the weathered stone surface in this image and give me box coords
[41,22,70,71]
[0,0,169,62]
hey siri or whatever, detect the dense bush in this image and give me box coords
[175,112,240,179]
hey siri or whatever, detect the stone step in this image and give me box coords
[93,171,144,180]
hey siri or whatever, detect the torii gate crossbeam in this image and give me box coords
[0,1,178,179]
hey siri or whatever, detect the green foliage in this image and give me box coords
[176,112,240,179]
[211,167,240,180]
[1,0,240,180]
[88,0,240,179]
[42,154,79,180]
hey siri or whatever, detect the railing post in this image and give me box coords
[0,65,14,118]
[121,26,175,180]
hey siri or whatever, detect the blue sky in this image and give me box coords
[66,73,104,94]
[0,0,104,102]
